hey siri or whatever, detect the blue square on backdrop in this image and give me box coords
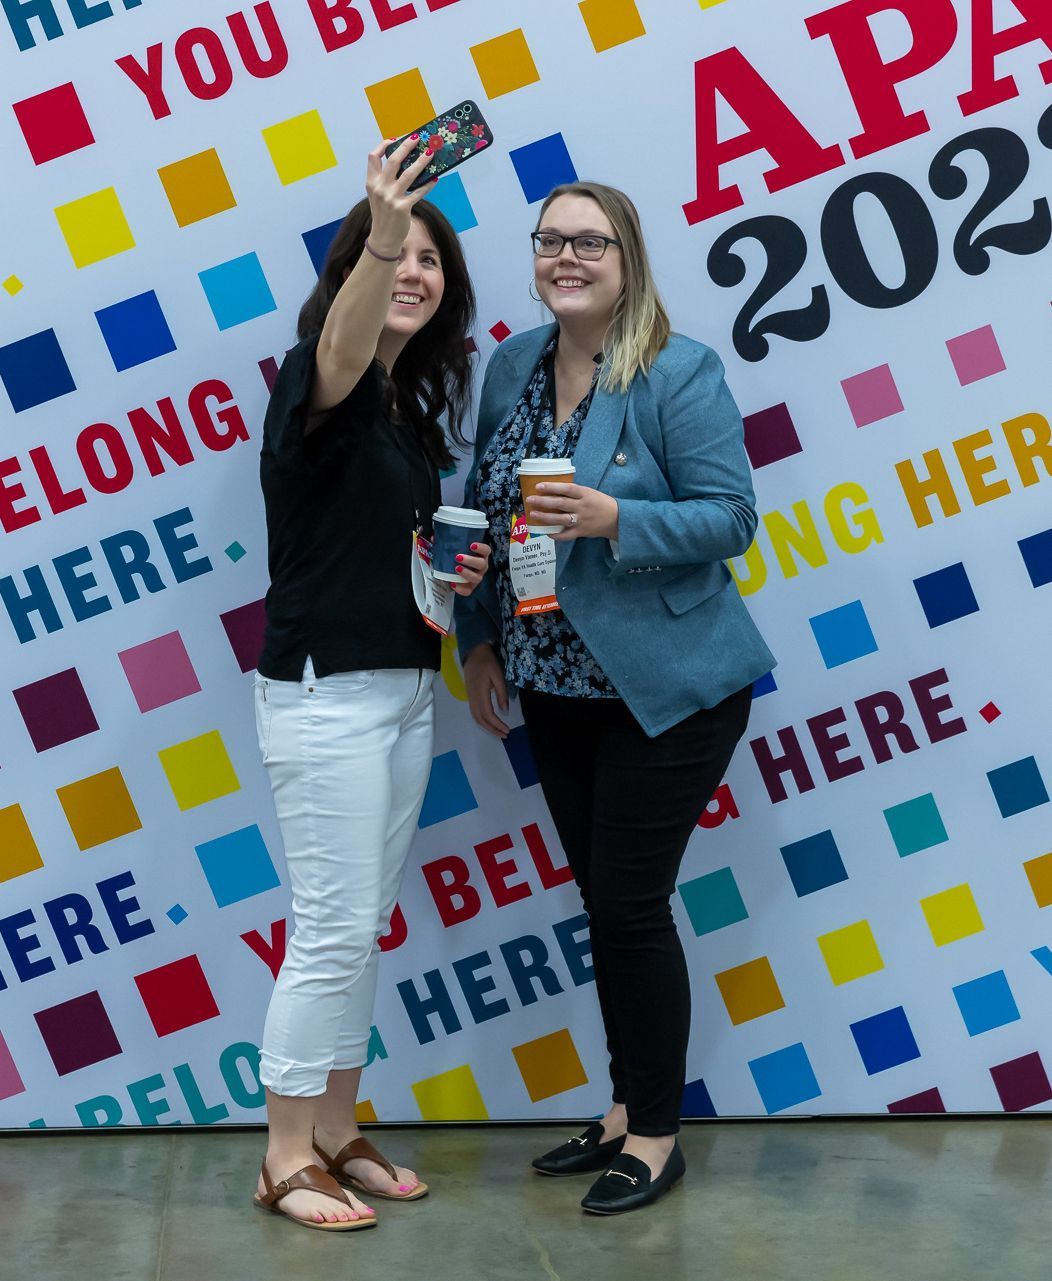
[95,291,176,371]
[199,253,277,331]
[1018,527,1052,589]
[194,824,281,908]
[752,670,778,698]
[682,1077,717,1118]
[0,328,76,412]
[780,830,848,897]
[809,600,878,669]
[749,1043,822,1114]
[953,970,1021,1036]
[425,173,478,233]
[883,793,949,858]
[912,562,980,628]
[509,133,579,204]
[678,867,749,936]
[987,756,1050,818]
[502,724,538,789]
[418,750,478,828]
[166,904,188,925]
[302,218,344,276]
[850,1006,921,1075]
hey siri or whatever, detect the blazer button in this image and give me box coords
[615,452,627,466]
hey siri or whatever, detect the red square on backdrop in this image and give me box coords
[13,83,95,165]
[134,954,220,1038]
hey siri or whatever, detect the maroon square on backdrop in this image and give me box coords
[13,82,95,165]
[220,599,266,674]
[887,1086,946,1114]
[13,667,99,752]
[34,991,122,1076]
[742,403,804,469]
[134,954,220,1037]
[990,1051,1052,1112]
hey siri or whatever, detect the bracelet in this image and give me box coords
[364,239,401,263]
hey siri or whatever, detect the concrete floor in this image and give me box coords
[1,1121,1050,1281]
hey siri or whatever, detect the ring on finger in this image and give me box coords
[568,512,578,527]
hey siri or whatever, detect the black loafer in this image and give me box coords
[532,1123,626,1177]
[580,1142,685,1214]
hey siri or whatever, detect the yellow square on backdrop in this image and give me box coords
[57,768,142,851]
[512,1028,588,1102]
[715,956,785,1025]
[54,188,135,268]
[356,1100,378,1123]
[3,275,22,296]
[0,805,44,882]
[365,69,435,141]
[698,0,729,8]
[158,730,240,811]
[921,884,985,946]
[469,29,540,99]
[1024,852,1052,908]
[262,110,338,186]
[579,0,647,53]
[817,921,884,986]
[412,1064,488,1121]
[158,149,236,226]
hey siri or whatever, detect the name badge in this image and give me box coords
[410,531,454,635]
[508,513,560,617]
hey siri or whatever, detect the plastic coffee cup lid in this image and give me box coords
[434,505,488,526]
[517,458,575,473]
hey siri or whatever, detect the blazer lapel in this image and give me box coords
[557,380,630,578]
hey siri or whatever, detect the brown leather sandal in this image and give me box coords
[253,1160,378,1230]
[313,1137,429,1202]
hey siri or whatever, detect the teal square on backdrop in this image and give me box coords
[883,793,948,858]
[678,867,748,936]
[199,252,277,331]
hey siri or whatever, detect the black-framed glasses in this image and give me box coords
[531,231,621,261]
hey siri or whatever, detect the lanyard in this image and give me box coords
[388,416,439,533]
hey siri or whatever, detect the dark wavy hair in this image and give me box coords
[297,198,475,468]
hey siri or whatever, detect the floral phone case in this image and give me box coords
[384,100,494,191]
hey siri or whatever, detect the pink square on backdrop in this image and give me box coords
[489,321,511,342]
[118,631,201,713]
[841,364,905,428]
[946,325,1006,386]
[0,1030,25,1101]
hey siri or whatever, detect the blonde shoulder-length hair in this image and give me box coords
[535,181,671,393]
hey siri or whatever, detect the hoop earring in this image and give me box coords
[529,281,544,304]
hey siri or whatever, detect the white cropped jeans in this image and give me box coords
[254,658,435,1096]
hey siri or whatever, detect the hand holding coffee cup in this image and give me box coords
[431,505,491,595]
[524,473,620,542]
[518,458,576,535]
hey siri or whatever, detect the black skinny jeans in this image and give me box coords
[519,685,753,1137]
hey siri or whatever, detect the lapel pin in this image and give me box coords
[615,452,627,466]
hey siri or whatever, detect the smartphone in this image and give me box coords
[384,100,494,191]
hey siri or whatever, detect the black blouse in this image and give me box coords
[257,334,441,681]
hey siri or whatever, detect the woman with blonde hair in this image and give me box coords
[456,181,774,1215]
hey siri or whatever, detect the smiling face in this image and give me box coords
[382,215,445,340]
[533,194,623,331]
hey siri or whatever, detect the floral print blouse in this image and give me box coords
[476,337,618,698]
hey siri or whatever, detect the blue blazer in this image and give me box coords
[455,323,776,736]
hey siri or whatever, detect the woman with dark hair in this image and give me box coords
[251,138,490,1232]
[458,181,774,1215]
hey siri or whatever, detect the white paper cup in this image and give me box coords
[432,505,488,581]
[518,458,575,535]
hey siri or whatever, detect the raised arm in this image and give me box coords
[311,137,435,413]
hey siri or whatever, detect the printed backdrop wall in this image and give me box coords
[2,0,1051,1129]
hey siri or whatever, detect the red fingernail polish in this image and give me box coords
[456,566,464,573]
[456,554,465,562]
[470,543,479,551]
[411,132,419,139]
